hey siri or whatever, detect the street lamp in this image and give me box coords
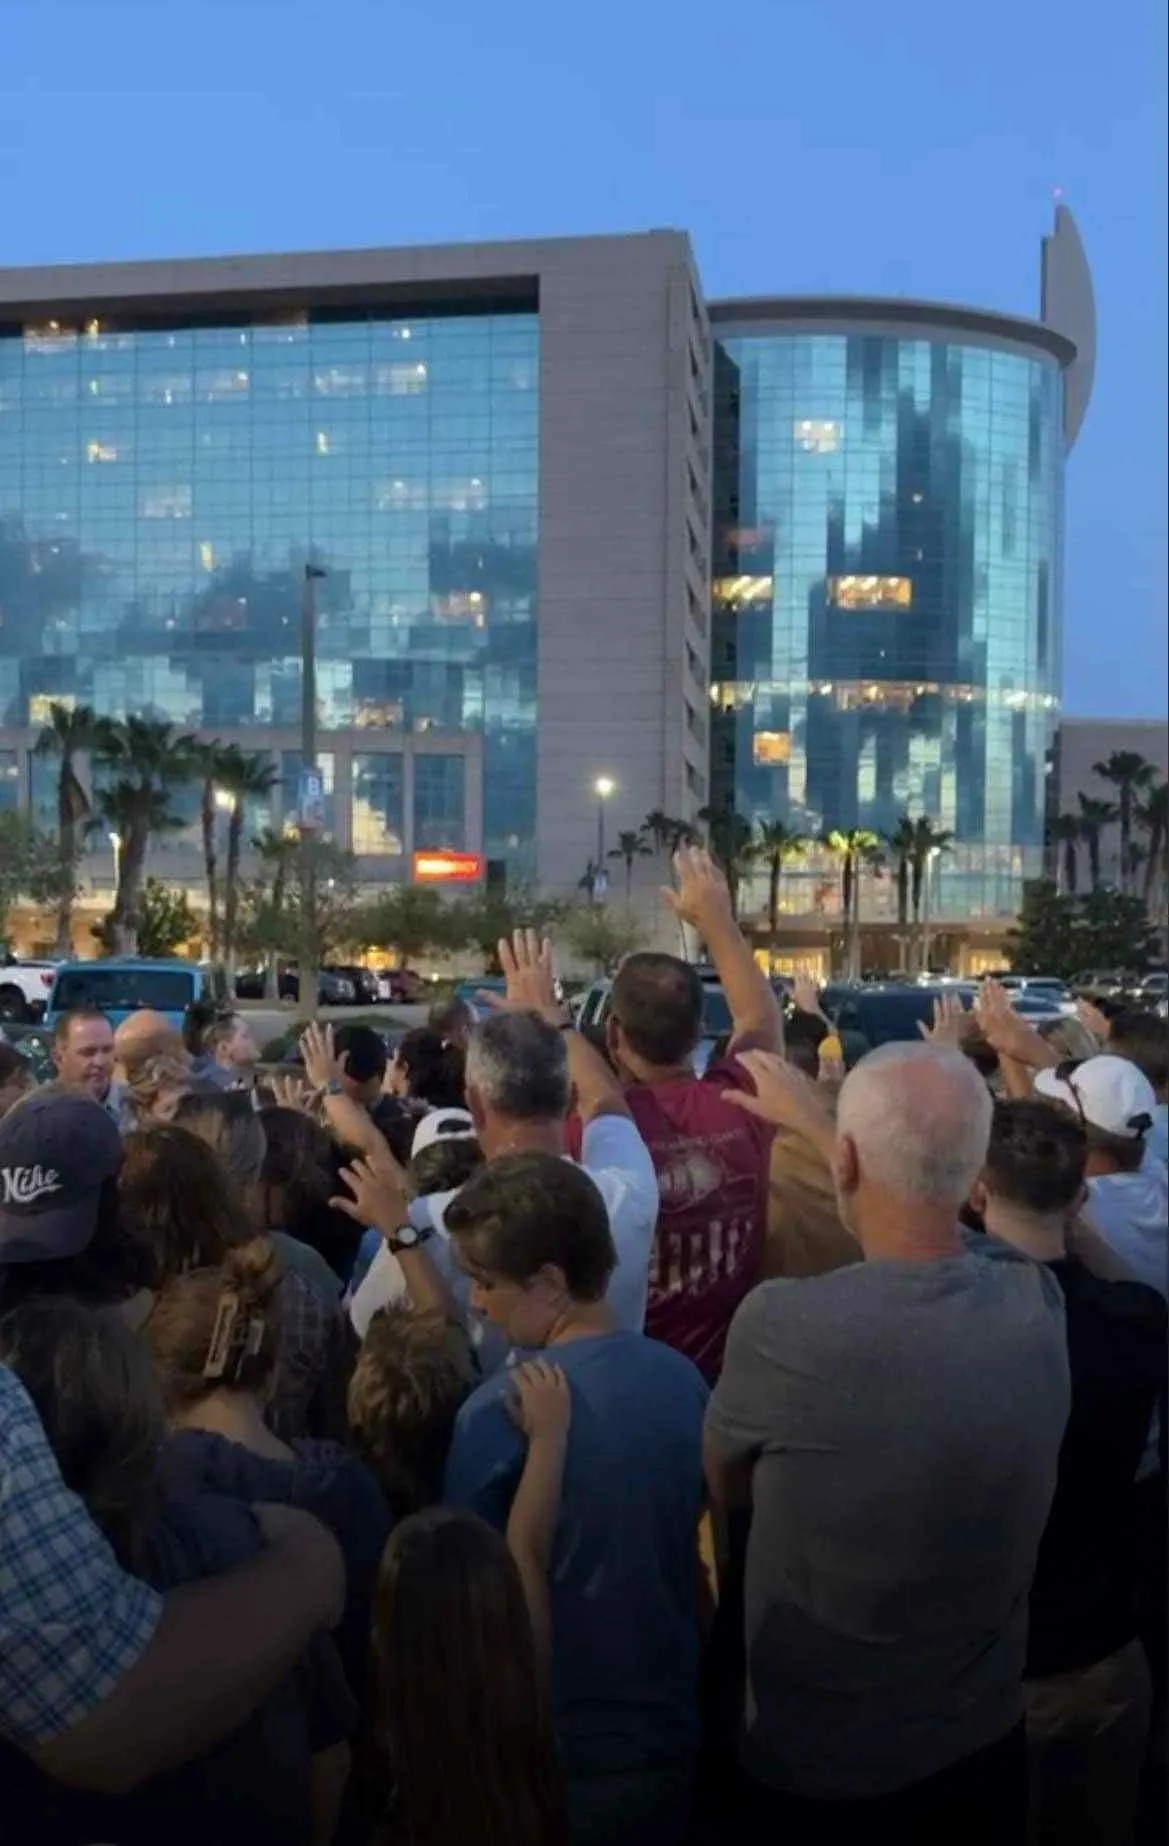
[921,846,942,974]
[109,831,122,888]
[298,561,327,1020]
[593,777,615,900]
[214,787,237,814]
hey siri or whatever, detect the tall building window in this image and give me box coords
[280,751,336,837]
[352,753,404,855]
[413,754,465,851]
[0,751,18,811]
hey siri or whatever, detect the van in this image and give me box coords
[45,958,210,1032]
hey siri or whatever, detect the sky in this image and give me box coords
[2,0,1165,718]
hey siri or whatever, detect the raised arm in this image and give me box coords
[663,846,783,1056]
[330,1141,459,1322]
[504,1361,571,1671]
[492,929,633,1124]
[299,1022,386,1158]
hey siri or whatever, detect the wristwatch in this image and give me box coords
[388,1221,436,1255]
[325,1078,344,1096]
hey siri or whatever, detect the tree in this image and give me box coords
[697,804,755,917]
[1050,813,1082,896]
[643,810,697,856]
[248,827,297,997]
[1093,751,1155,893]
[236,841,361,970]
[449,890,567,972]
[883,815,916,928]
[93,718,196,952]
[134,878,201,958]
[191,740,233,969]
[1077,793,1118,889]
[560,901,646,974]
[0,813,64,941]
[751,820,806,961]
[822,828,882,979]
[608,828,652,899]
[215,746,280,984]
[1137,780,1168,907]
[33,702,113,955]
[1007,880,1160,981]
[357,885,455,968]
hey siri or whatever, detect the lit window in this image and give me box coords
[316,431,331,455]
[27,693,75,724]
[753,731,791,765]
[826,575,912,610]
[793,419,839,454]
[371,363,427,395]
[85,440,117,463]
[198,542,215,572]
[712,575,774,607]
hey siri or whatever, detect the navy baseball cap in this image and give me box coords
[0,1093,123,1265]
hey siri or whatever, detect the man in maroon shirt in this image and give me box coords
[604,846,782,1381]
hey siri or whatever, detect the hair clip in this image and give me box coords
[203,1291,240,1379]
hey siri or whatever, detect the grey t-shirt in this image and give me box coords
[706,1240,1070,1800]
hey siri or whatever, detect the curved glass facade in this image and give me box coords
[0,308,538,872]
[711,323,1064,918]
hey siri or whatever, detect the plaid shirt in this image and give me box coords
[0,1366,161,1748]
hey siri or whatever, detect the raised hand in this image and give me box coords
[917,992,971,1049]
[507,1359,572,1442]
[721,1049,833,1136]
[792,973,825,1019]
[661,844,732,929]
[268,1071,322,1114]
[481,930,563,1023]
[330,1139,410,1236]
[1075,998,1110,1045]
[299,1020,346,1090]
[975,980,1049,1067]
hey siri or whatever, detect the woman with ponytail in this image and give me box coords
[147,1238,390,1697]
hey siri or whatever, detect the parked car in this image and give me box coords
[376,968,423,1003]
[45,958,210,1031]
[817,981,1066,1062]
[978,974,1076,1015]
[1127,970,1168,1009]
[0,1022,54,1082]
[275,967,357,1005]
[323,964,381,1007]
[0,954,58,1024]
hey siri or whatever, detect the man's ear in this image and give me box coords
[833,1131,860,1196]
[467,1080,487,1134]
[968,1178,989,1217]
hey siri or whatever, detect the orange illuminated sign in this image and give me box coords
[412,850,484,883]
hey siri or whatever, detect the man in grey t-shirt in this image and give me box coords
[706,1044,1070,1833]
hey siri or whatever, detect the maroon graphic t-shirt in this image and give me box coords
[569,1066,772,1381]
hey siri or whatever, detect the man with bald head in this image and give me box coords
[114,1009,187,1076]
[705,1043,1070,1842]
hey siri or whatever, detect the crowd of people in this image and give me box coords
[0,843,1165,1846]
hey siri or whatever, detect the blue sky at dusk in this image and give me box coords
[3,0,1165,717]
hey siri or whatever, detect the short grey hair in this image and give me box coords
[836,1042,993,1204]
[464,1012,570,1123]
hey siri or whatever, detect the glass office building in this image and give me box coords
[0,306,538,870]
[710,305,1071,918]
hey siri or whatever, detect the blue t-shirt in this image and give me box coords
[443,1330,708,1777]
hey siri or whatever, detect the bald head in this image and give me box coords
[836,1043,993,1210]
[114,1009,187,1075]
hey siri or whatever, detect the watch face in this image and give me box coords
[392,1224,419,1249]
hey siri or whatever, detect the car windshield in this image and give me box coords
[52,967,196,1013]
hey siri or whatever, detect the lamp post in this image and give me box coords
[109,831,122,891]
[298,562,327,1020]
[593,777,614,901]
[920,846,942,975]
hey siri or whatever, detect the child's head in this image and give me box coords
[371,1507,566,1846]
[348,1305,476,1517]
[145,1236,283,1416]
[0,1295,164,1568]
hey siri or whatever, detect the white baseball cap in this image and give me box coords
[1034,1055,1156,1140]
[410,1107,475,1160]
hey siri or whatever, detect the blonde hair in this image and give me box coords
[146,1237,283,1410]
[124,1053,191,1122]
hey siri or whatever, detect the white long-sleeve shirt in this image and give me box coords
[348,1116,659,1372]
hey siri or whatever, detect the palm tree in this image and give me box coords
[93,718,196,952]
[609,828,652,900]
[216,746,280,985]
[883,815,916,930]
[1050,813,1083,896]
[698,804,756,918]
[752,819,806,962]
[191,739,236,969]
[33,702,112,954]
[1136,780,1168,907]
[823,828,881,979]
[1092,751,1155,892]
[643,810,673,855]
[253,826,297,998]
[1077,793,1118,889]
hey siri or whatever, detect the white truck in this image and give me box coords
[0,954,58,1023]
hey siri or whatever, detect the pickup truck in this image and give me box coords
[0,954,58,1023]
